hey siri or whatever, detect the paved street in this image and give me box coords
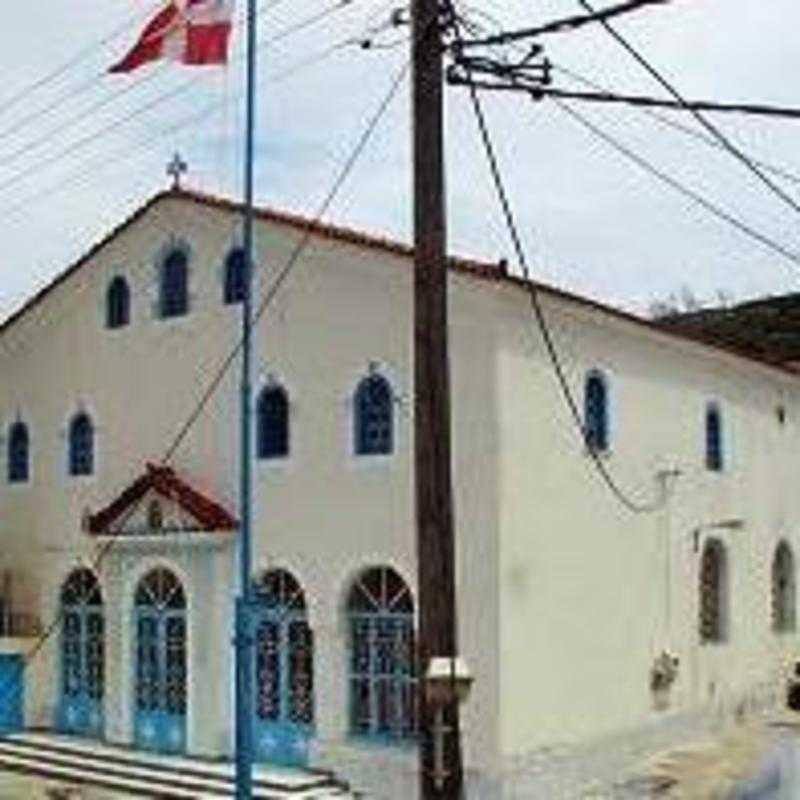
[731,735,800,799]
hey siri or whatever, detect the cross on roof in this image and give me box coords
[167,152,188,190]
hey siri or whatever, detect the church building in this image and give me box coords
[1,187,799,797]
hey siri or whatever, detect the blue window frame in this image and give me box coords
[705,404,723,472]
[584,370,609,453]
[69,413,94,477]
[106,276,130,329]
[224,248,247,305]
[348,567,416,742]
[354,373,393,456]
[257,385,289,460]
[159,249,189,318]
[7,421,29,484]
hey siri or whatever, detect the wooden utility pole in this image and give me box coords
[411,0,463,797]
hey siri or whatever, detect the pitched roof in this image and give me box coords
[1,186,797,378]
[658,294,800,367]
[87,462,237,535]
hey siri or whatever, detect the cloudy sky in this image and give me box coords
[1,0,799,322]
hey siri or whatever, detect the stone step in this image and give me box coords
[0,733,353,798]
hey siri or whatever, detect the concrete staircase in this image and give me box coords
[0,732,355,798]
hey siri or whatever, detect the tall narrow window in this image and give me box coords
[7,422,29,484]
[699,538,727,643]
[106,276,130,329]
[705,404,724,472]
[348,566,416,741]
[69,413,94,477]
[772,541,796,633]
[354,373,393,456]
[224,248,246,305]
[257,385,289,460]
[584,370,609,453]
[160,249,188,318]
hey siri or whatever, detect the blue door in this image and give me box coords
[251,570,313,767]
[0,654,24,734]
[134,568,186,754]
[57,569,104,738]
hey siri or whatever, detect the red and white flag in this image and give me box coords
[109,0,235,73]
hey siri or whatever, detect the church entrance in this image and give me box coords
[133,568,187,754]
[251,569,313,767]
[57,569,105,738]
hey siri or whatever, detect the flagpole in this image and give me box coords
[235,0,257,795]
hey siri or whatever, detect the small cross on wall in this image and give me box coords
[167,152,188,190]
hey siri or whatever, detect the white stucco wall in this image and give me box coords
[1,191,798,796]
[493,285,800,761]
[0,194,502,793]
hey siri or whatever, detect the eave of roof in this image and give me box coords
[1,186,797,379]
[88,462,237,535]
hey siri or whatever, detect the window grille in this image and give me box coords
[347,566,416,741]
[7,422,29,483]
[584,371,609,452]
[257,385,289,460]
[354,374,393,456]
[106,276,130,329]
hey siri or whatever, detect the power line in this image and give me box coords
[577,0,800,220]
[446,4,666,515]
[0,0,276,153]
[0,0,357,196]
[553,63,800,189]
[0,28,383,226]
[551,96,800,270]
[0,1,163,121]
[0,54,409,726]
[457,0,670,48]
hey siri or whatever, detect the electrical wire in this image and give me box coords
[0,30,382,225]
[0,0,357,195]
[577,0,800,220]
[458,0,670,48]
[553,63,800,189]
[551,97,800,271]
[0,54,410,722]
[0,1,163,121]
[447,3,667,514]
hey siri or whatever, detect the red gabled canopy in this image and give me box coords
[87,463,237,535]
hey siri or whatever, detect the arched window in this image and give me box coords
[69,413,94,477]
[7,421,29,484]
[223,248,246,305]
[584,370,609,453]
[347,566,416,740]
[699,538,727,643]
[354,373,393,456]
[159,249,189,318]
[772,541,796,633]
[257,385,289,460]
[106,276,130,329]
[705,404,724,472]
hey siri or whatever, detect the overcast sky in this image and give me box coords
[1,0,800,322]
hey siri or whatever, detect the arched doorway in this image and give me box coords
[133,568,187,754]
[347,566,417,741]
[251,569,313,766]
[58,569,104,737]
